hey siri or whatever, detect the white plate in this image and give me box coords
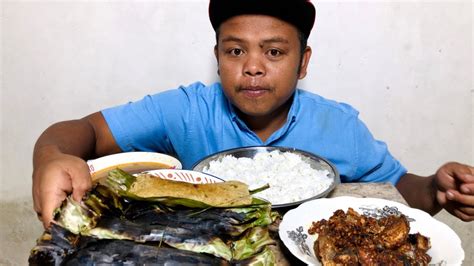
[87,152,182,181]
[278,196,464,265]
[142,169,223,184]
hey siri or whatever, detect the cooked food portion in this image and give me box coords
[30,225,231,265]
[130,174,252,206]
[202,150,334,205]
[29,168,278,265]
[308,208,431,265]
[67,239,230,265]
[107,168,258,207]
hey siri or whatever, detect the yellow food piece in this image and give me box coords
[129,174,253,207]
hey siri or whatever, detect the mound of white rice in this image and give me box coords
[202,150,334,205]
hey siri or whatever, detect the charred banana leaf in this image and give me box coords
[64,239,229,266]
[30,168,278,265]
[231,227,276,260]
[124,202,274,237]
[55,184,124,235]
[86,215,233,260]
[233,247,276,266]
[29,224,79,266]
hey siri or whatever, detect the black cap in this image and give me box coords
[209,0,316,38]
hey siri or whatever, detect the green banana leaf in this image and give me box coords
[231,227,276,260]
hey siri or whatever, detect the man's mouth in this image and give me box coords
[238,86,270,98]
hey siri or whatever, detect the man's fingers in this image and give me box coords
[458,172,474,184]
[442,163,474,183]
[70,168,92,202]
[40,188,66,228]
[460,182,474,195]
[33,194,42,215]
[436,190,448,206]
[32,176,43,215]
[446,189,474,206]
[33,154,92,229]
[435,167,457,191]
[435,163,474,195]
[450,207,474,222]
[455,205,474,216]
[39,171,73,228]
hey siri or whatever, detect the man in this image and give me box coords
[33,0,474,228]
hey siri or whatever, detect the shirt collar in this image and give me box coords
[287,88,300,122]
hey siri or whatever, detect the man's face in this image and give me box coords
[215,15,311,118]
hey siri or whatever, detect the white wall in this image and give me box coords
[1,0,472,200]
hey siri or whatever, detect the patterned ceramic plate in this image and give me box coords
[278,196,464,265]
[142,169,224,184]
[87,152,182,182]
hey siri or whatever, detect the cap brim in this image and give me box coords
[209,0,316,38]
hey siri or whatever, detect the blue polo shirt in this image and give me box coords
[102,82,406,184]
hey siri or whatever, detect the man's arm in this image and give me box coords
[396,173,441,215]
[32,112,121,228]
[396,163,474,221]
[33,112,120,161]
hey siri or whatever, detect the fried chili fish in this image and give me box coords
[308,208,431,265]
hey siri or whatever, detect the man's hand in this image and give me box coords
[32,152,92,228]
[31,113,120,228]
[434,162,474,221]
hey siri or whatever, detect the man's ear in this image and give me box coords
[214,45,220,75]
[214,45,219,63]
[298,46,312,79]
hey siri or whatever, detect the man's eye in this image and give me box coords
[230,48,243,56]
[268,49,282,57]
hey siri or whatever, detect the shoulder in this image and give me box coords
[167,81,221,96]
[155,82,224,102]
[296,89,360,117]
[143,82,224,106]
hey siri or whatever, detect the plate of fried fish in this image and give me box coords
[278,196,464,265]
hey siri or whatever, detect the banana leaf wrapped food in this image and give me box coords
[29,169,279,265]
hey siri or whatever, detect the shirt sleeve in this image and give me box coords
[101,86,193,155]
[349,117,407,185]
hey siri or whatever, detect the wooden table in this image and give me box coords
[274,182,408,265]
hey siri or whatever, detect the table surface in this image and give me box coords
[328,182,407,204]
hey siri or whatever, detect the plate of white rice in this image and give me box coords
[192,146,340,208]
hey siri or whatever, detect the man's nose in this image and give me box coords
[243,54,265,77]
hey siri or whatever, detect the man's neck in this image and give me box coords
[237,100,292,143]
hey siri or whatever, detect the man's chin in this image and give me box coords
[235,107,273,118]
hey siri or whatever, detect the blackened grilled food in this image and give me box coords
[29,169,278,265]
[308,208,431,265]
